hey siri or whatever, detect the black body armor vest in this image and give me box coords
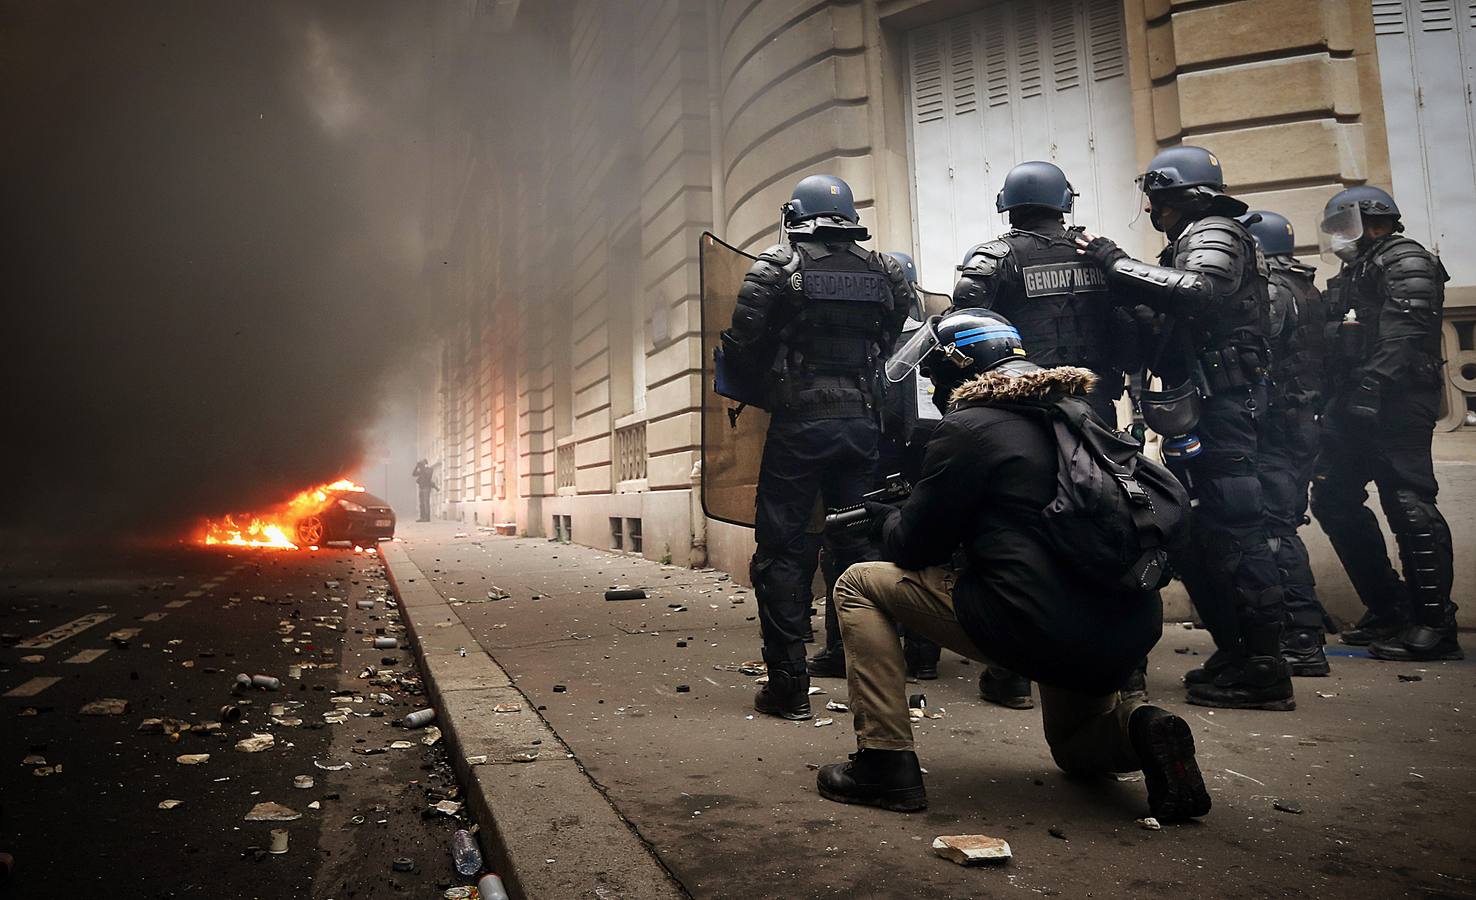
[994,227,1116,373]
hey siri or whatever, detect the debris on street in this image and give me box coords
[158,800,183,810]
[243,801,301,822]
[235,733,276,753]
[79,698,130,716]
[176,753,211,765]
[932,834,1012,865]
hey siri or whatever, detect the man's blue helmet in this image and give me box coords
[1137,145,1227,194]
[996,161,1076,213]
[1241,210,1295,256]
[784,175,859,225]
[1324,185,1401,222]
[884,251,918,284]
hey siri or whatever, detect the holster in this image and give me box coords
[1140,379,1203,437]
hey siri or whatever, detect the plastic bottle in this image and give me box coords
[251,674,281,691]
[450,829,482,877]
[373,636,399,649]
[476,873,510,900]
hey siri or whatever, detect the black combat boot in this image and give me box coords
[1282,628,1330,676]
[754,666,812,720]
[1339,610,1406,646]
[1370,622,1463,661]
[1188,588,1295,711]
[1182,648,1240,687]
[1128,706,1211,822]
[806,646,846,678]
[816,749,927,812]
[1371,527,1461,661]
[904,637,940,680]
[979,666,1033,710]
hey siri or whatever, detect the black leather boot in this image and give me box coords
[806,646,846,678]
[1370,621,1463,661]
[1188,588,1295,711]
[754,667,812,720]
[1282,628,1330,676]
[979,666,1033,710]
[1339,610,1406,646]
[1182,648,1239,687]
[1129,706,1211,822]
[904,637,940,680]
[816,749,927,812]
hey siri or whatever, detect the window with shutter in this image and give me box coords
[1420,0,1455,30]
[1051,0,1081,91]
[905,0,1136,293]
[911,28,945,125]
[951,27,978,115]
[1373,0,1408,34]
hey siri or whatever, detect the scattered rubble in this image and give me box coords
[79,698,130,716]
[235,733,276,753]
[176,754,211,765]
[932,834,1012,865]
[244,801,301,822]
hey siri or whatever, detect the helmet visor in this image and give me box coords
[886,316,940,383]
[1318,204,1363,263]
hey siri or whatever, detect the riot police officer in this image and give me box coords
[721,175,914,719]
[1312,187,1461,662]
[806,251,939,680]
[953,160,1138,709]
[1076,146,1292,711]
[954,161,1135,425]
[1241,211,1335,676]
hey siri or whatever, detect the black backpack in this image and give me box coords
[1018,396,1189,592]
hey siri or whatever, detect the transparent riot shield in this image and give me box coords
[699,232,769,527]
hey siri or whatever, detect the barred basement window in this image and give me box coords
[555,443,576,490]
[615,421,647,483]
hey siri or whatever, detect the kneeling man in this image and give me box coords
[817,308,1211,823]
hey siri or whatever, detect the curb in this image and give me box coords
[379,541,689,900]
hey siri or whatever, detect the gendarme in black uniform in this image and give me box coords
[1312,186,1460,662]
[720,174,914,720]
[953,161,1134,426]
[1078,146,1292,712]
[1244,210,1334,676]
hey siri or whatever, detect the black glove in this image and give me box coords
[864,500,897,542]
[1345,376,1382,423]
[1080,236,1129,269]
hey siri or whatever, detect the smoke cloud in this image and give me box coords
[0,2,432,540]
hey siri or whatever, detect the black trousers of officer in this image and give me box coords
[1260,406,1331,632]
[1168,384,1285,656]
[811,425,940,666]
[1311,386,1453,625]
[753,417,878,672]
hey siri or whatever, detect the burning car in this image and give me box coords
[294,486,396,546]
[202,479,394,549]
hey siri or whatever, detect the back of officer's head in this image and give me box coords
[923,308,1034,401]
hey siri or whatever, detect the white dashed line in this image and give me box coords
[16,613,116,649]
[4,676,62,697]
[64,649,110,664]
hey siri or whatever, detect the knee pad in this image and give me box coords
[1386,489,1435,537]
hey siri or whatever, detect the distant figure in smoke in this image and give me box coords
[413,460,439,522]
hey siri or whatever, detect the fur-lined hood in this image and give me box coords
[948,365,1098,406]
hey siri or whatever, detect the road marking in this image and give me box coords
[64,649,109,664]
[141,612,168,622]
[184,590,204,598]
[165,599,192,609]
[4,677,62,698]
[16,613,116,649]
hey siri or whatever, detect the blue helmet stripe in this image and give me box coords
[953,325,1017,340]
[955,328,1020,348]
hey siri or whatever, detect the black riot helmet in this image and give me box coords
[996,161,1076,213]
[784,175,859,225]
[1241,210,1295,256]
[887,308,1031,392]
[1319,186,1403,262]
[884,251,918,284]
[1136,145,1246,223]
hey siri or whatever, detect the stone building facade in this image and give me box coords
[417,0,1475,619]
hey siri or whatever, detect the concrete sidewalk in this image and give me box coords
[387,522,1476,900]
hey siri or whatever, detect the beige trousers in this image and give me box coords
[833,561,1144,774]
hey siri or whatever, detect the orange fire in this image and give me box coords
[201,479,367,550]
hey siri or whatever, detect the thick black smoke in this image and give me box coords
[0,2,432,540]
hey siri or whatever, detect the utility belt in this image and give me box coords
[1196,342,1266,394]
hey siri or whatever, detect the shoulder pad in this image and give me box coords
[958,240,1011,279]
[1378,238,1445,305]
[756,243,794,265]
[971,239,1012,262]
[1265,274,1295,339]
[1177,217,1248,280]
[747,244,799,288]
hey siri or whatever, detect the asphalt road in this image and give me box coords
[0,542,483,898]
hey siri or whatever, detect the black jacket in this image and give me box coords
[876,365,1162,693]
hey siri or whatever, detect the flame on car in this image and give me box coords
[200,479,367,549]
